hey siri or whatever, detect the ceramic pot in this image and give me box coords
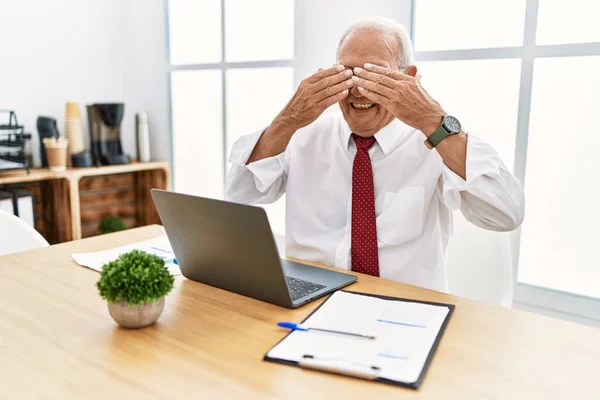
[107,297,165,329]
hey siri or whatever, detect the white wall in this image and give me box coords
[123,0,170,163]
[294,0,413,86]
[0,0,170,166]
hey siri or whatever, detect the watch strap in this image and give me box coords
[426,125,450,148]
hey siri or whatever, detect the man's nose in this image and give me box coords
[350,85,363,98]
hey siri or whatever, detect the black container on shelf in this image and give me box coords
[0,110,30,174]
[86,103,130,166]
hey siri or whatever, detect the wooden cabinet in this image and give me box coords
[0,162,169,244]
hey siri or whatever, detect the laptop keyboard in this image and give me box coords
[286,276,326,301]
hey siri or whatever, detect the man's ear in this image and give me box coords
[403,65,418,77]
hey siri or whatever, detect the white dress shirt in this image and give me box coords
[225,114,524,292]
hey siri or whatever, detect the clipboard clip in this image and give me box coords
[299,355,381,380]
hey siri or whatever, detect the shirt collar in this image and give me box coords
[342,118,411,156]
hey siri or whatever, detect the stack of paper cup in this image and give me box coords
[65,102,85,164]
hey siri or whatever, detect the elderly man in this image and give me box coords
[225,17,524,292]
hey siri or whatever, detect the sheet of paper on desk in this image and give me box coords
[71,236,181,275]
[267,291,449,384]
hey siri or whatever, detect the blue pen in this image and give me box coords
[278,322,376,340]
[150,247,177,265]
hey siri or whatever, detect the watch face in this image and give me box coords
[443,115,461,134]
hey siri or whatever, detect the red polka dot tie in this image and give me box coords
[351,134,380,277]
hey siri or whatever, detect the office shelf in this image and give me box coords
[0,161,169,244]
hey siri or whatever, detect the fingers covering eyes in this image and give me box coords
[352,77,395,99]
[317,89,349,109]
[315,78,353,102]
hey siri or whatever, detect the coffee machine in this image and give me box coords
[86,103,130,166]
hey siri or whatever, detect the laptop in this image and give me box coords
[151,189,357,308]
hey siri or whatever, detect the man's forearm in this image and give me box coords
[246,118,297,164]
[434,132,467,180]
[421,116,467,180]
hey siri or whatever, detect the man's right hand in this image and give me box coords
[274,64,353,131]
[246,65,353,164]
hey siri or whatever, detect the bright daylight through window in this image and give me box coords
[414,0,600,302]
[167,0,294,235]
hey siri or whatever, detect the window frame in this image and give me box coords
[165,0,295,194]
[412,0,600,322]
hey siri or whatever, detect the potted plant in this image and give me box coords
[96,249,175,328]
[99,216,126,234]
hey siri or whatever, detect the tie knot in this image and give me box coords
[352,134,376,151]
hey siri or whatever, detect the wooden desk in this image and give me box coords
[1,226,599,399]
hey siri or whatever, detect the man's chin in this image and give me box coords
[347,117,381,136]
[347,124,379,137]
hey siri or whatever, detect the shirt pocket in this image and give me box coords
[376,186,425,246]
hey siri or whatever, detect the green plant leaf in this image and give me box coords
[99,217,127,234]
[96,249,175,305]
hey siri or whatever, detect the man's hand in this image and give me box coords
[274,64,353,131]
[351,63,446,135]
[353,63,467,179]
[246,65,352,164]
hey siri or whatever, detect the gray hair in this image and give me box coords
[336,16,414,69]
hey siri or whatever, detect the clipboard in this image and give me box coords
[264,290,455,389]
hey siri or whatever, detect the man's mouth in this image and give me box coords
[350,102,376,110]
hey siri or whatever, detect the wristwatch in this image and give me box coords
[424,115,462,149]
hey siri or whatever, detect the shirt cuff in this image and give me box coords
[442,134,503,211]
[246,156,286,193]
[228,127,286,193]
[228,128,266,165]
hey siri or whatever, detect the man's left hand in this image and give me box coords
[352,63,446,135]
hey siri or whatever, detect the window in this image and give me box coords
[414,0,600,318]
[536,0,600,45]
[519,56,600,299]
[168,0,221,65]
[224,0,294,62]
[167,0,294,234]
[414,0,526,51]
[417,59,521,170]
[170,70,223,198]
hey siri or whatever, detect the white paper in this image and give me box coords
[71,236,181,275]
[267,291,450,384]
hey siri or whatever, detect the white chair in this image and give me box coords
[273,233,286,257]
[0,210,49,256]
[446,213,514,307]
